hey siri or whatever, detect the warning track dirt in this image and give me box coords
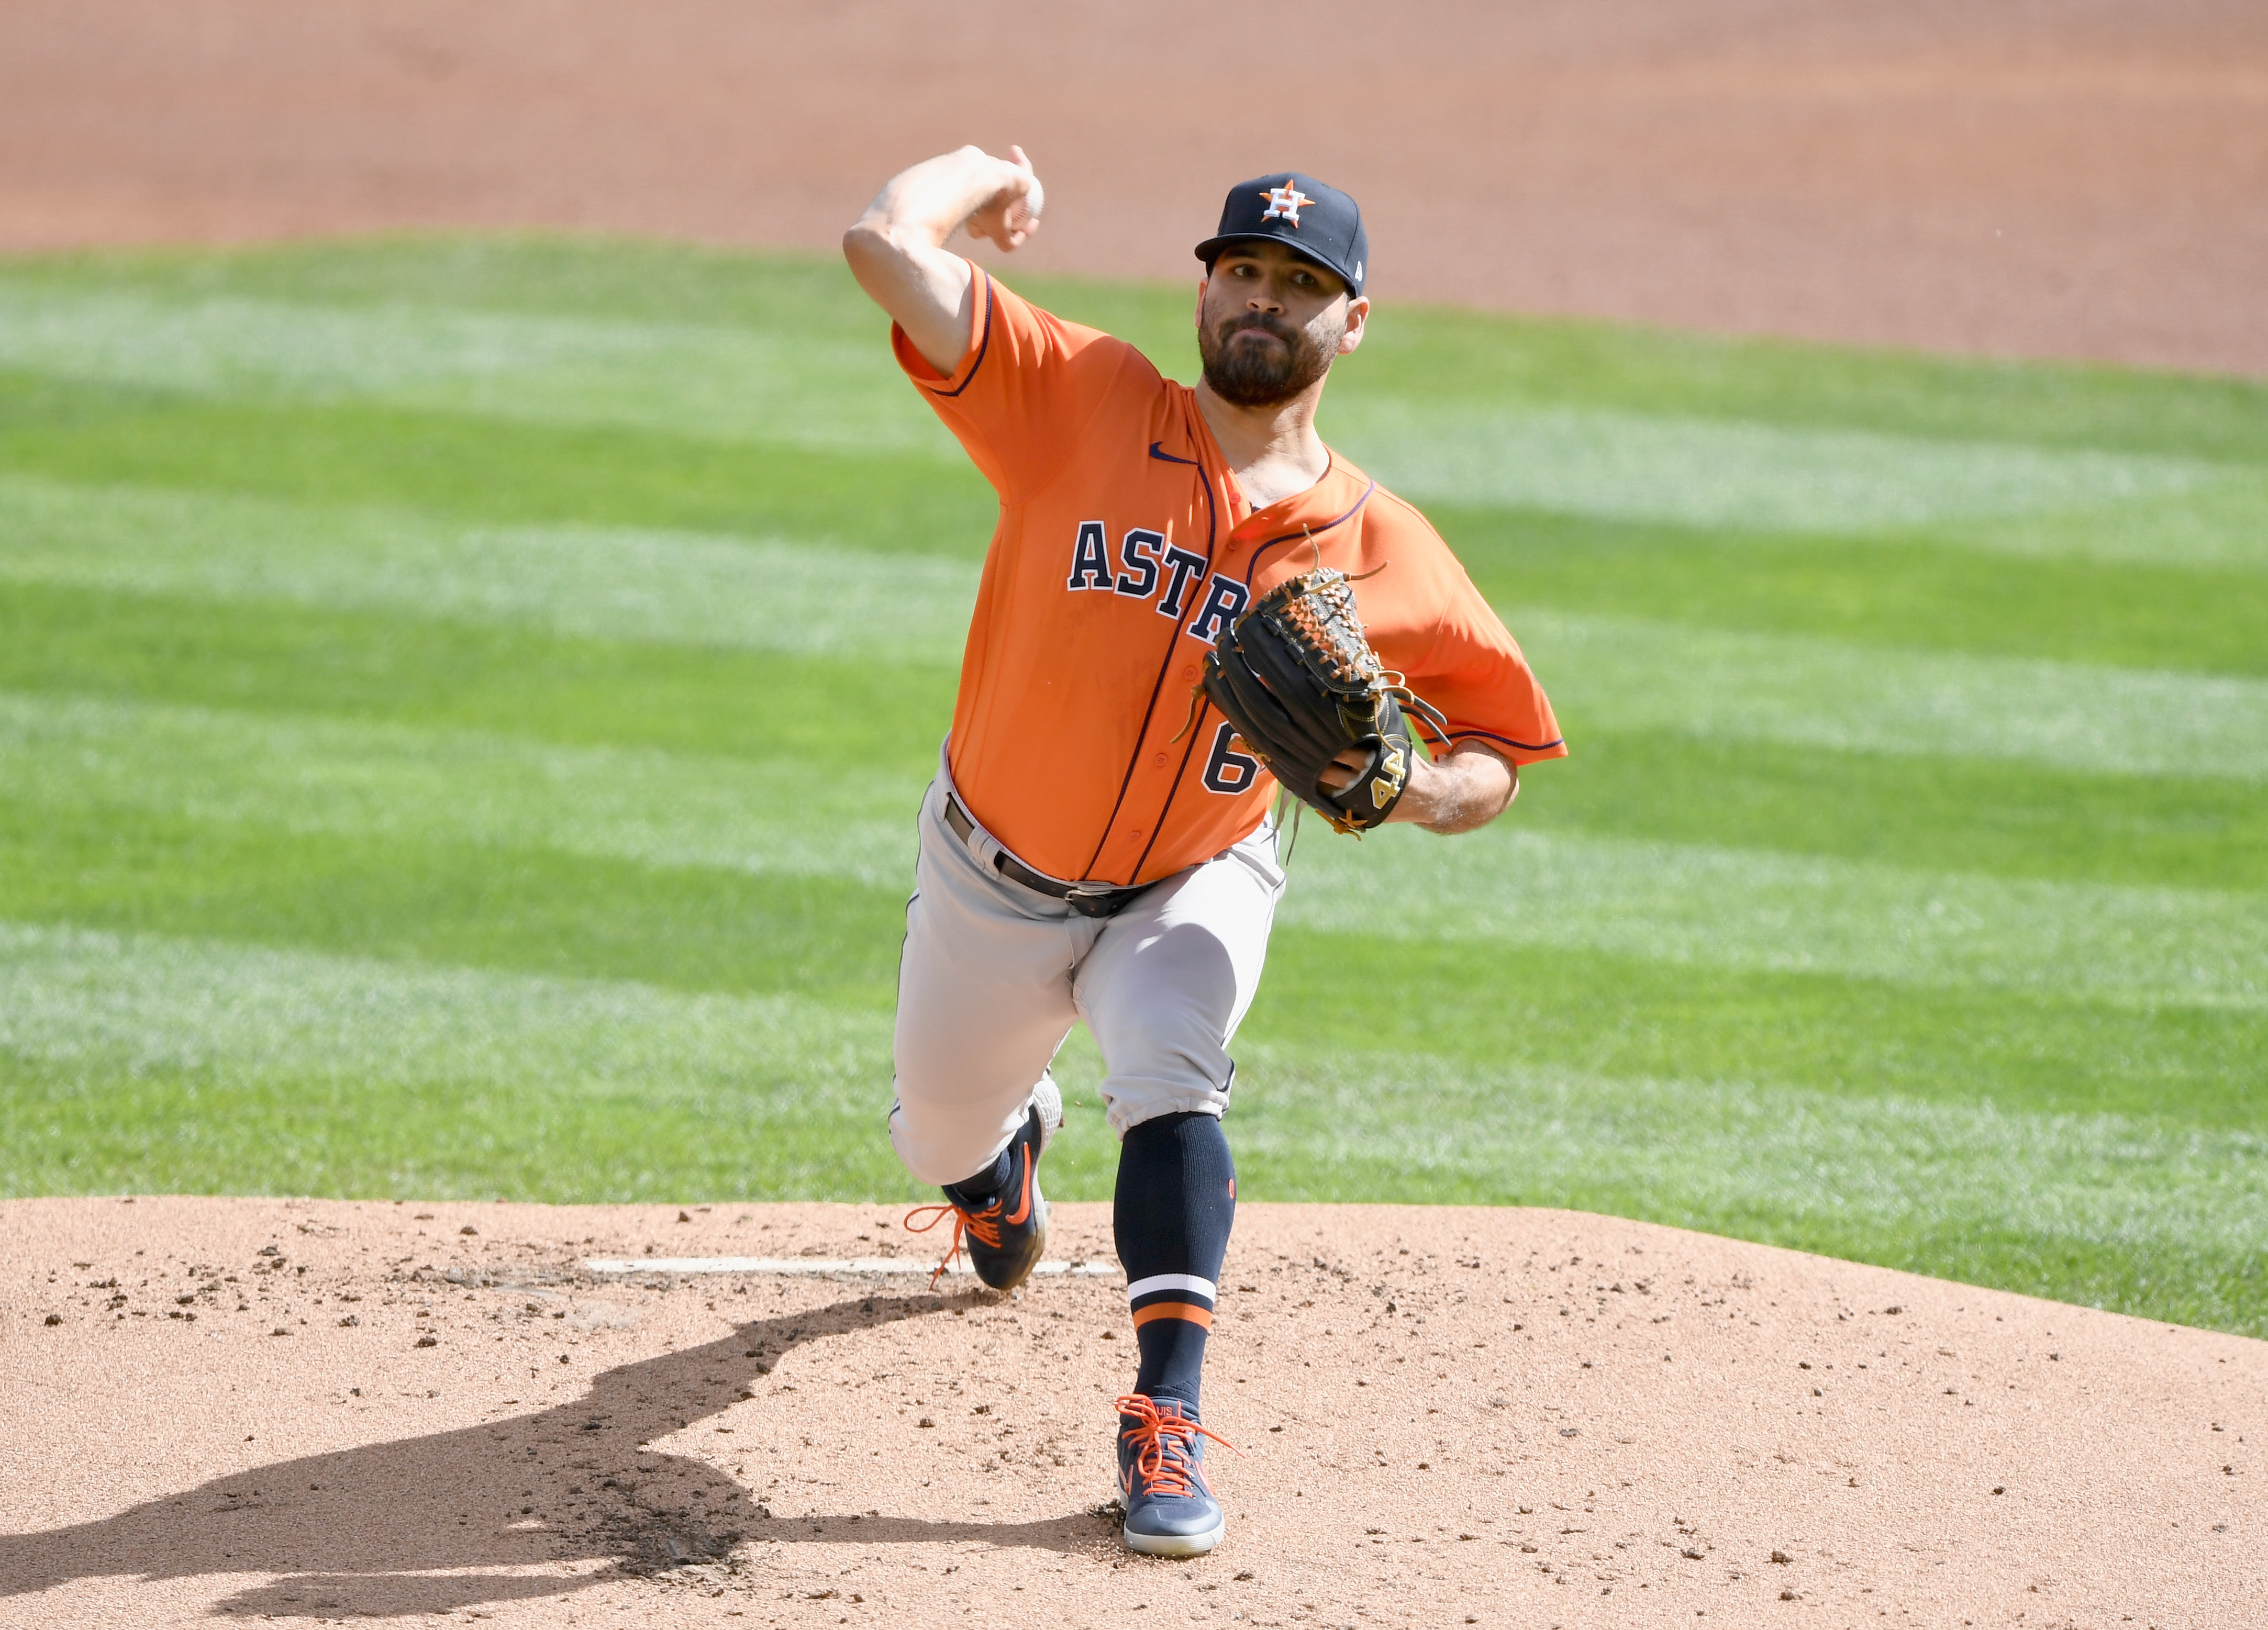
[2,1,2264,372]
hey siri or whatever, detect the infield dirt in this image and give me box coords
[4,1197,2258,1627]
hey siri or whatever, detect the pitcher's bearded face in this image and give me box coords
[1197,304,1345,408]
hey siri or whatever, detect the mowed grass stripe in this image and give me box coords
[7,689,2260,1007]
[3,918,2258,1335]
[1526,732,2268,894]
[0,475,979,663]
[0,919,884,1096]
[14,237,2268,462]
[1213,1041,2268,1337]
[1421,462,2268,575]
[0,922,906,1202]
[0,690,928,887]
[0,377,1002,562]
[1231,1041,2268,1274]
[1257,935,2263,1127]
[1278,823,2265,1009]
[5,792,2256,1128]
[9,581,2264,893]
[9,478,2264,778]
[1925,475,2268,572]
[12,383,2260,680]
[1447,509,2268,676]
[4,277,2260,559]
[0,285,958,461]
[1322,397,2218,532]
[0,580,955,769]
[0,804,906,1003]
[1,1051,903,1203]
[15,475,2268,687]
[1520,610,2268,780]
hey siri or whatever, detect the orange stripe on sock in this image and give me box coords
[1130,1301,1213,1331]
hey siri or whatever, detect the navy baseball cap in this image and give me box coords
[1195,173,1368,298]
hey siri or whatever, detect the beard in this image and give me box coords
[1198,306,1343,408]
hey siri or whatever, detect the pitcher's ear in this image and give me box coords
[1338,296,1373,355]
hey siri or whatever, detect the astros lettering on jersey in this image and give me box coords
[895,263,1567,888]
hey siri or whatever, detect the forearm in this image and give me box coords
[842,146,1039,371]
[1388,742,1517,834]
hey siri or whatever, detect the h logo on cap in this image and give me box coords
[1197,172,1368,297]
[1259,184,1310,226]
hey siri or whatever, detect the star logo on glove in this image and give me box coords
[1258,184,1310,227]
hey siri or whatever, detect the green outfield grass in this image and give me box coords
[2,236,2261,1334]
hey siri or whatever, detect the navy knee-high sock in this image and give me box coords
[1114,1111,1237,1418]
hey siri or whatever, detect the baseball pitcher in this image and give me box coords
[842,146,1565,1557]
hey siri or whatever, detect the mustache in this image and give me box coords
[1216,311,1300,347]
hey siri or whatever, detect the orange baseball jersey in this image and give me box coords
[893,263,1566,887]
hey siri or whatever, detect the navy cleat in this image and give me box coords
[1115,1394,1236,1557]
[906,1080,1061,1291]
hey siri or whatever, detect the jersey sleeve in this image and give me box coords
[891,262,1137,501]
[1357,494,1564,766]
[1405,574,1568,766]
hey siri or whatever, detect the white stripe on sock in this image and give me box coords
[1125,1272,1218,1305]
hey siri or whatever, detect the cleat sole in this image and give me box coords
[1121,1516,1226,1557]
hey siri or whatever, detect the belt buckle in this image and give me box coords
[1063,885,1121,919]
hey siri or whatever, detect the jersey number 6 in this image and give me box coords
[1200,720,1263,795]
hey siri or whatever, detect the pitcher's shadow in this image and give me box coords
[3,1290,1119,1618]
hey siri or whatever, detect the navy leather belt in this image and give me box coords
[943,795,1155,919]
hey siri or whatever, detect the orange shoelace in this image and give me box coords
[903,1198,1003,1289]
[1115,1394,1239,1499]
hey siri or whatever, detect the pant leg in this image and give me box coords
[888,777,1095,1187]
[1075,821,1285,1138]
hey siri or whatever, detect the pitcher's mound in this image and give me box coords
[2,1197,2256,1626]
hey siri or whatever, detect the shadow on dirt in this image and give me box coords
[2,1290,1120,1617]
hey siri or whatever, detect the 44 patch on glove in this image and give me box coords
[1196,565,1450,835]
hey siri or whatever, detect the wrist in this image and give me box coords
[1383,751,1443,826]
[861,148,1013,250]
[1389,743,1514,835]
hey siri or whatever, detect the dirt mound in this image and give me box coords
[3,1197,2255,1626]
[3,1,2264,372]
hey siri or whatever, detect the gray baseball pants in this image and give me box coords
[887,758,1286,1189]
